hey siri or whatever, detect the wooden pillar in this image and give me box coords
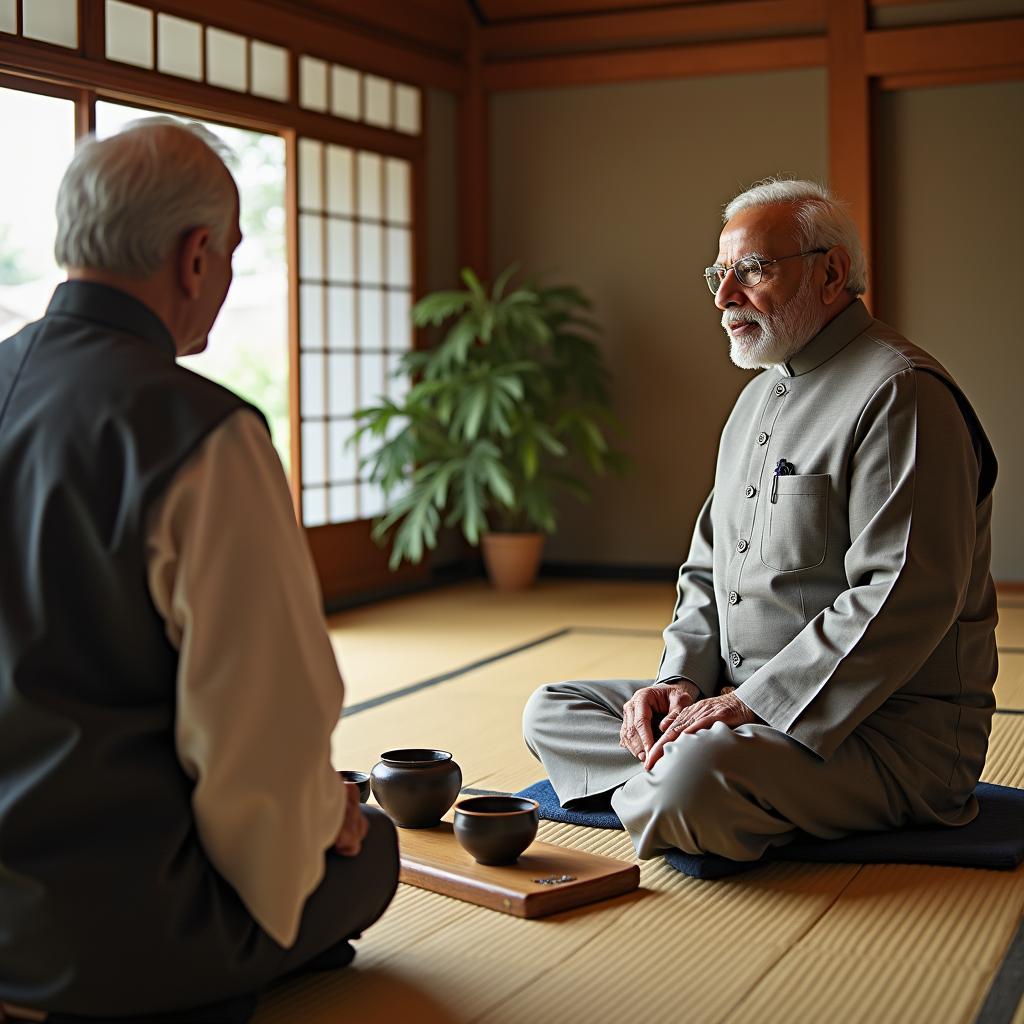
[459,18,489,282]
[827,0,873,311]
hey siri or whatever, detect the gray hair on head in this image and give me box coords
[55,116,237,277]
[723,178,867,296]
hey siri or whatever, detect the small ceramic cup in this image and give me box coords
[338,770,371,803]
[453,796,540,865]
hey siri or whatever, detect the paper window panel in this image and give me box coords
[302,487,328,527]
[329,484,358,524]
[300,352,326,417]
[157,15,202,81]
[358,224,383,284]
[364,75,392,129]
[205,28,247,91]
[328,420,358,481]
[250,41,288,102]
[386,228,412,288]
[297,139,323,211]
[386,352,411,405]
[359,288,385,349]
[331,65,361,120]
[387,291,413,350]
[384,159,411,225]
[395,85,421,135]
[356,153,383,219]
[327,219,354,283]
[23,0,76,47]
[0,0,16,34]
[106,1,153,68]
[328,354,357,417]
[326,146,354,216]
[299,214,324,280]
[359,480,387,520]
[299,284,324,351]
[359,351,386,408]
[327,286,356,349]
[299,56,328,112]
[301,421,327,486]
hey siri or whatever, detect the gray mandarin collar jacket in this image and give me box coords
[658,300,998,806]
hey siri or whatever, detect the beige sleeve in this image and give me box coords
[145,409,346,949]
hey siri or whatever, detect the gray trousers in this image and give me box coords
[523,680,914,861]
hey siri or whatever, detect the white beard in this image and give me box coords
[721,268,828,370]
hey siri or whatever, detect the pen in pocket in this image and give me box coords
[771,459,794,503]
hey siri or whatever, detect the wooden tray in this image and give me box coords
[398,822,640,918]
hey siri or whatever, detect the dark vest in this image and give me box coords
[0,283,264,1012]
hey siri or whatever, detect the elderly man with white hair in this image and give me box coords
[0,120,397,1023]
[524,179,998,864]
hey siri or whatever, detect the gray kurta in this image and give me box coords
[524,300,998,859]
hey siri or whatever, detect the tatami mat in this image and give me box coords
[329,632,662,785]
[996,604,1024,648]
[981,715,1024,789]
[995,652,1024,711]
[254,581,1023,1024]
[326,580,673,706]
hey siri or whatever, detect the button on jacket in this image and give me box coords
[657,301,998,808]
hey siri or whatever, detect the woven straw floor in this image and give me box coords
[252,581,1024,1024]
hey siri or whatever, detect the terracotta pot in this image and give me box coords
[481,532,545,591]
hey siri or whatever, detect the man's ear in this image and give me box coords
[178,226,211,300]
[821,246,851,305]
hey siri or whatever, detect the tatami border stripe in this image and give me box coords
[343,628,1024,718]
[342,627,571,717]
[571,626,664,637]
[974,915,1024,1024]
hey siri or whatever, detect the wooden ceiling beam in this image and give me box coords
[269,0,468,57]
[479,0,709,19]
[481,0,825,58]
[865,18,1024,77]
[482,34,825,90]
[878,65,1024,91]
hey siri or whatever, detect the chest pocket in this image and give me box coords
[760,473,830,572]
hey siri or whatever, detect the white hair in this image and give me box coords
[723,178,868,296]
[55,117,237,277]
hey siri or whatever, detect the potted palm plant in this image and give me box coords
[352,265,626,590]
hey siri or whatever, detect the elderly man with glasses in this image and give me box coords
[523,178,998,863]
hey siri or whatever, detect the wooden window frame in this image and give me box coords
[0,2,433,603]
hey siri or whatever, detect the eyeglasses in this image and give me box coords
[703,249,828,294]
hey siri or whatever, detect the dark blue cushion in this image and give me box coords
[514,779,1024,879]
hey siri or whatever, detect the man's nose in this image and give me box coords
[715,268,746,311]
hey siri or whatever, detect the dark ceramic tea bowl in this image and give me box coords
[453,796,539,865]
[370,749,462,828]
[338,770,371,803]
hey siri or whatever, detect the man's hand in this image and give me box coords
[333,782,369,857]
[643,687,758,771]
[620,682,700,762]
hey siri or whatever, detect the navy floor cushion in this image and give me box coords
[514,779,1024,880]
